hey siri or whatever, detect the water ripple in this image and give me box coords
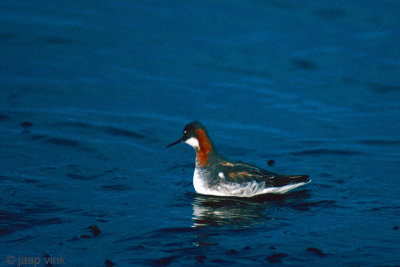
[291,149,366,156]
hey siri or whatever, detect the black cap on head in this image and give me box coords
[167,121,205,148]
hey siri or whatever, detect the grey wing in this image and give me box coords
[219,161,309,187]
[218,161,277,184]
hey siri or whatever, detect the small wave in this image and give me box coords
[150,227,196,236]
[101,184,131,191]
[291,149,365,156]
[312,7,347,19]
[104,126,146,139]
[0,209,64,236]
[290,58,319,70]
[66,172,105,180]
[47,137,80,147]
[358,139,400,146]
[368,81,400,93]
[56,121,146,140]
[292,200,336,211]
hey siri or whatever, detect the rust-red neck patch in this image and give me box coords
[195,128,213,167]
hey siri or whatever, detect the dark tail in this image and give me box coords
[272,174,310,187]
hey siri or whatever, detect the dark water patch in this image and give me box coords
[66,173,87,180]
[106,168,117,173]
[151,255,179,266]
[0,228,13,236]
[36,217,64,226]
[125,243,147,252]
[300,140,325,146]
[104,126,146,139]
[363,206,400,218]
[4,34,71,46]
[358,139,400,146]
[21,121,33,133]
[362,206,400,214]
[116,235,141,244]
[226,249,237,255]
[266,252,288,263]
[64,208,85,214]
[21,121,33,127]
[24,203,65,214]
[252,189,310,203]
[88,224,102,237]
[81,211,109,219]
[47,137,80,147]
[307,247,326,257]
[292,200,336,211]
[0,32,15,41]
[394,226,399,231]
[193,62,272,78]
[69,225,103,242]
[312,8,347,19]
[332,179,345,184]
[55,121,147,140]
[56,121,92,129]
[1,204,26,221]
[6,235,33,243]
[150,227,196,236]
[163,245,205,255]
[266,0,304,11]
[101,184,131,191]
[23,178,39,183]
[195,254,206,263]
[368,82,400,93]
[43,35,71,45]
[290,58,319,70]
[41,166,57,171]
[105,259,116,267]
[0,208,65,236]
[68,235,91,242]
[342,76,359,85]
[291,149,365,156]
[267,159,275,166]
[0,114,7,120]
[315,183,333,189]
[320,172,334,178]
[166,162,194,171]
[66,172,105,180]
[0,174,15,182]
[31,134,45,140]
[173,180,192,189]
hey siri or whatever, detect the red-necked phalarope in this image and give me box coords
[167,121,310,197]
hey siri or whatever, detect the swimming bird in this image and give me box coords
[167,121,310,197]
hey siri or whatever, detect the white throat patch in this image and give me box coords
[185,137,199,148]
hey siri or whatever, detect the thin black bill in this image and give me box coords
[166,138,182,148]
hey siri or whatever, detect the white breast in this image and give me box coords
[193,168,208,195]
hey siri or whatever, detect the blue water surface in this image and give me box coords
[1,0,400,266]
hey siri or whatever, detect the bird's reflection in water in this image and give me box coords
[191,190,310,229]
